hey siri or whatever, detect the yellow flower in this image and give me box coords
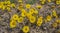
[21,12,26,17]
[29,8,38,15]
[51,5,55,8]
[21,9,27,17]
[36,5,42,9]
[0,4,3,9]
[52,22,57,28]
[11,3,15,8]
[19,3,23,7]
[17,6,22,10]
[18,0,22,2]
[58,20,60,23]
[21,9,26,12]
[46,15,52,21]
[37,16,43,26]
[0,5,2,9]
[10,20,17,28]
[41,1,45,4]
[34,9,38,14]
[6,1,11,5]
[4,1,7,4]
[4,1,10,6]
[0,2,4,9]
[6,7,11,12]
[26,13,32,18]
[0,2,4,5]
[17,3,23,10]
[26,4,31,9]
[40,0,46,4]
[22,26,29,33]
[52,10,58,18]
[17,17,24,23]
[12,14,19,21]
[2,5,6,10]
[56,0,60,5]
[29,8,35,14]
[29,16,36,23]
[48,0,51,2]
[56,19,60,24]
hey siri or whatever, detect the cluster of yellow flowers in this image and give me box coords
[39,0,60,5]
[10,14,24,28]
[9,4,59,33]
[1,0,60,33]
[9,8,42,33]
[0,0,60,12]
[0,0,16,11]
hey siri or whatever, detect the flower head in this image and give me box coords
[26,4,31,9]
[6,7,11,12]
[46,15,52,21]
[52,10,58,18]
[56,19,60,24]
[2,5,6,10]
[36,5,42,9]
[52,22,57,28]
[48,0,51,2]
[40,0,46,4]
[17,17,24,23]
[11,3,15,8]
[37,16,43,26]
[21,9,27,17]
[29,16,36,23]
[29,8,35,14]
[12,14,19,21]
[56,0,60,5]
[10,20,17,28]
[18,0,23,2]
[22,26,29,33]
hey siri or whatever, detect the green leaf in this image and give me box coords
[10,0,15,3]
[27,0,36,5]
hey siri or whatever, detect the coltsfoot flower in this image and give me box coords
[17,17,24,23]
[12,14,19,21]
[10,20,17,28]
[22,26,29,33]
[52,22,58,28]
[29,16,36,23]
[52,10,58,18]
[26,4,31,9]
[56,0,60,5]
[37,16,43,26]
[46,15,52,21]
